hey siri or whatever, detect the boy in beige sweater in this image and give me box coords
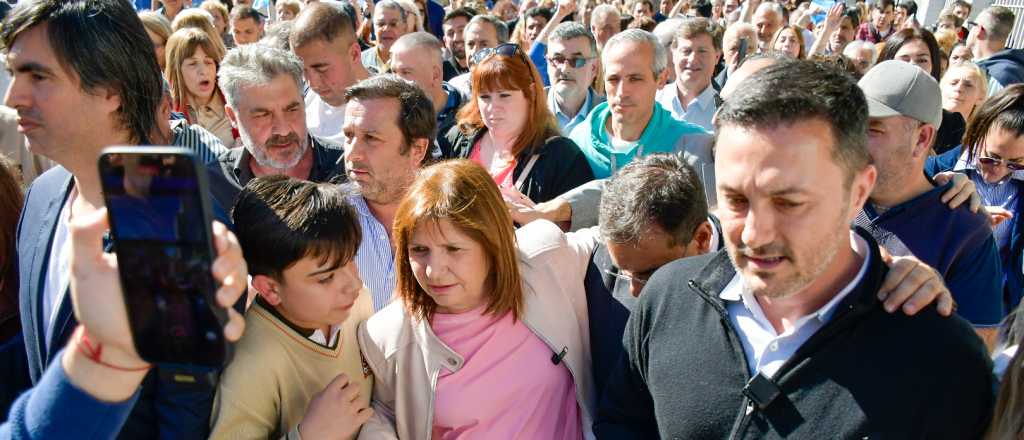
[210,175,374,439]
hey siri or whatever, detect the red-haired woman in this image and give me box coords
[439,43,594,204]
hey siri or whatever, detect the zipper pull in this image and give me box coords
[744,402,754,416]
[551,346,568,365]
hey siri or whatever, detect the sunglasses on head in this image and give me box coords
[470,43,524,66]
[978,155,1024,171]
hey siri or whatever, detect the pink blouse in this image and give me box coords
[430,307,582,440]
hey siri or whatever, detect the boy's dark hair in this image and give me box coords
[232,175,361,280]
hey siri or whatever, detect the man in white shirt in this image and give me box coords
[290,2,371,143]
[656,17,722,132]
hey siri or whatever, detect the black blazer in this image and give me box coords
[440,126,595,204]
[13,166,227,439]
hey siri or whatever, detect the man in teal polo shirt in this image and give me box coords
[569,29,713,179]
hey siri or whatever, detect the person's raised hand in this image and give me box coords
[936,171,982,213]
[556,0,577,18]
[878,249,955,317]
[299,373,374,439]
[824,2,844,31]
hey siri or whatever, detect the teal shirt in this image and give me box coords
[569,101,712,179]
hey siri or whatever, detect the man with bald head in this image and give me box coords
[290,1,371,142]
[390,32,466,143]
[752,1,783,53]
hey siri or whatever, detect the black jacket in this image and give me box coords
[595,230,995,439]
[439,126,594,204]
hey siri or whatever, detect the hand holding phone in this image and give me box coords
[98,146,237,368]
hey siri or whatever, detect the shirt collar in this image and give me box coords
[548,87,596,121]
[720,230,872,325]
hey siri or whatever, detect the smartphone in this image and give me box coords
[738,37,749,66]
[98,146,231,368]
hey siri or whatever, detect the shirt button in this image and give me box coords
[447,358,457,366]
[769,342,779,352]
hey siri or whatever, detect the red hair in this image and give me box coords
[456,51,560,157]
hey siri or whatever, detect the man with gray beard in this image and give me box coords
[207,44,346,210]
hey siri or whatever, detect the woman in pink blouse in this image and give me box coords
[357,159,599,439]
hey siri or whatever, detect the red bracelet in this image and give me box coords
[74,326,152,372]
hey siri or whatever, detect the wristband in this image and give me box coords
[74,326,152,372]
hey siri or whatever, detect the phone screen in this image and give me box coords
[99,149,227,367]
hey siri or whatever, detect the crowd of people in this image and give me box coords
[0,0,1023,437]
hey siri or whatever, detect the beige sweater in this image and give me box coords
[209,290,375,439]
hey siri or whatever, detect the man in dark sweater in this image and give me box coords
[584,154,955,402]
[595,60,995,439]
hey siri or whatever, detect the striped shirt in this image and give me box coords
[351,195,397,311]
[170,119,229,165]
[954,155,1023,254]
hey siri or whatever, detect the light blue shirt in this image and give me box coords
[547,87,599,136]
[351,195,396,312]
[721,231,871,378]
[655,83,718,132]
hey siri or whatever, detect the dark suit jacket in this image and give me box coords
[12,166,223,439]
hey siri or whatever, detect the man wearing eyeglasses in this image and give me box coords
[655,17,721,132]
[856,61,1005,349]
[545,22,604,135]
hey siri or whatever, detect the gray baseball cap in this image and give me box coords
[857,60,943,128]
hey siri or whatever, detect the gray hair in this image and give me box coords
[466,14,509,43]
[549,22,598,56]
[980,5,1017,42]
[374,0,408,22]
[755,1,784,18]
[652,17,684,49]
[603,28,668,77]
[218,44,305,108]
[591,4,620,23]
[843,40,877,63]
[599,153,709,246]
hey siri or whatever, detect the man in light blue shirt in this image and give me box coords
[342,76,435,311]
[544,22,605,136]
[655,17,722,132]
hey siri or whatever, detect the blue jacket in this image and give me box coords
[13,166,229,439]
[976,48,1024,89]
[926,146,1024,312]
[0,350,138,439]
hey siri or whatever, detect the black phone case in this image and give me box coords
[98,146,233,369]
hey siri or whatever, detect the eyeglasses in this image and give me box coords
[978,156,1024,171]
[547,55,594,68]
[604,269,649,286]
[470,43,524,66]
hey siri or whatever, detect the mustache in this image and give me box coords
[734,242,792,259]
[265,132,301,147]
